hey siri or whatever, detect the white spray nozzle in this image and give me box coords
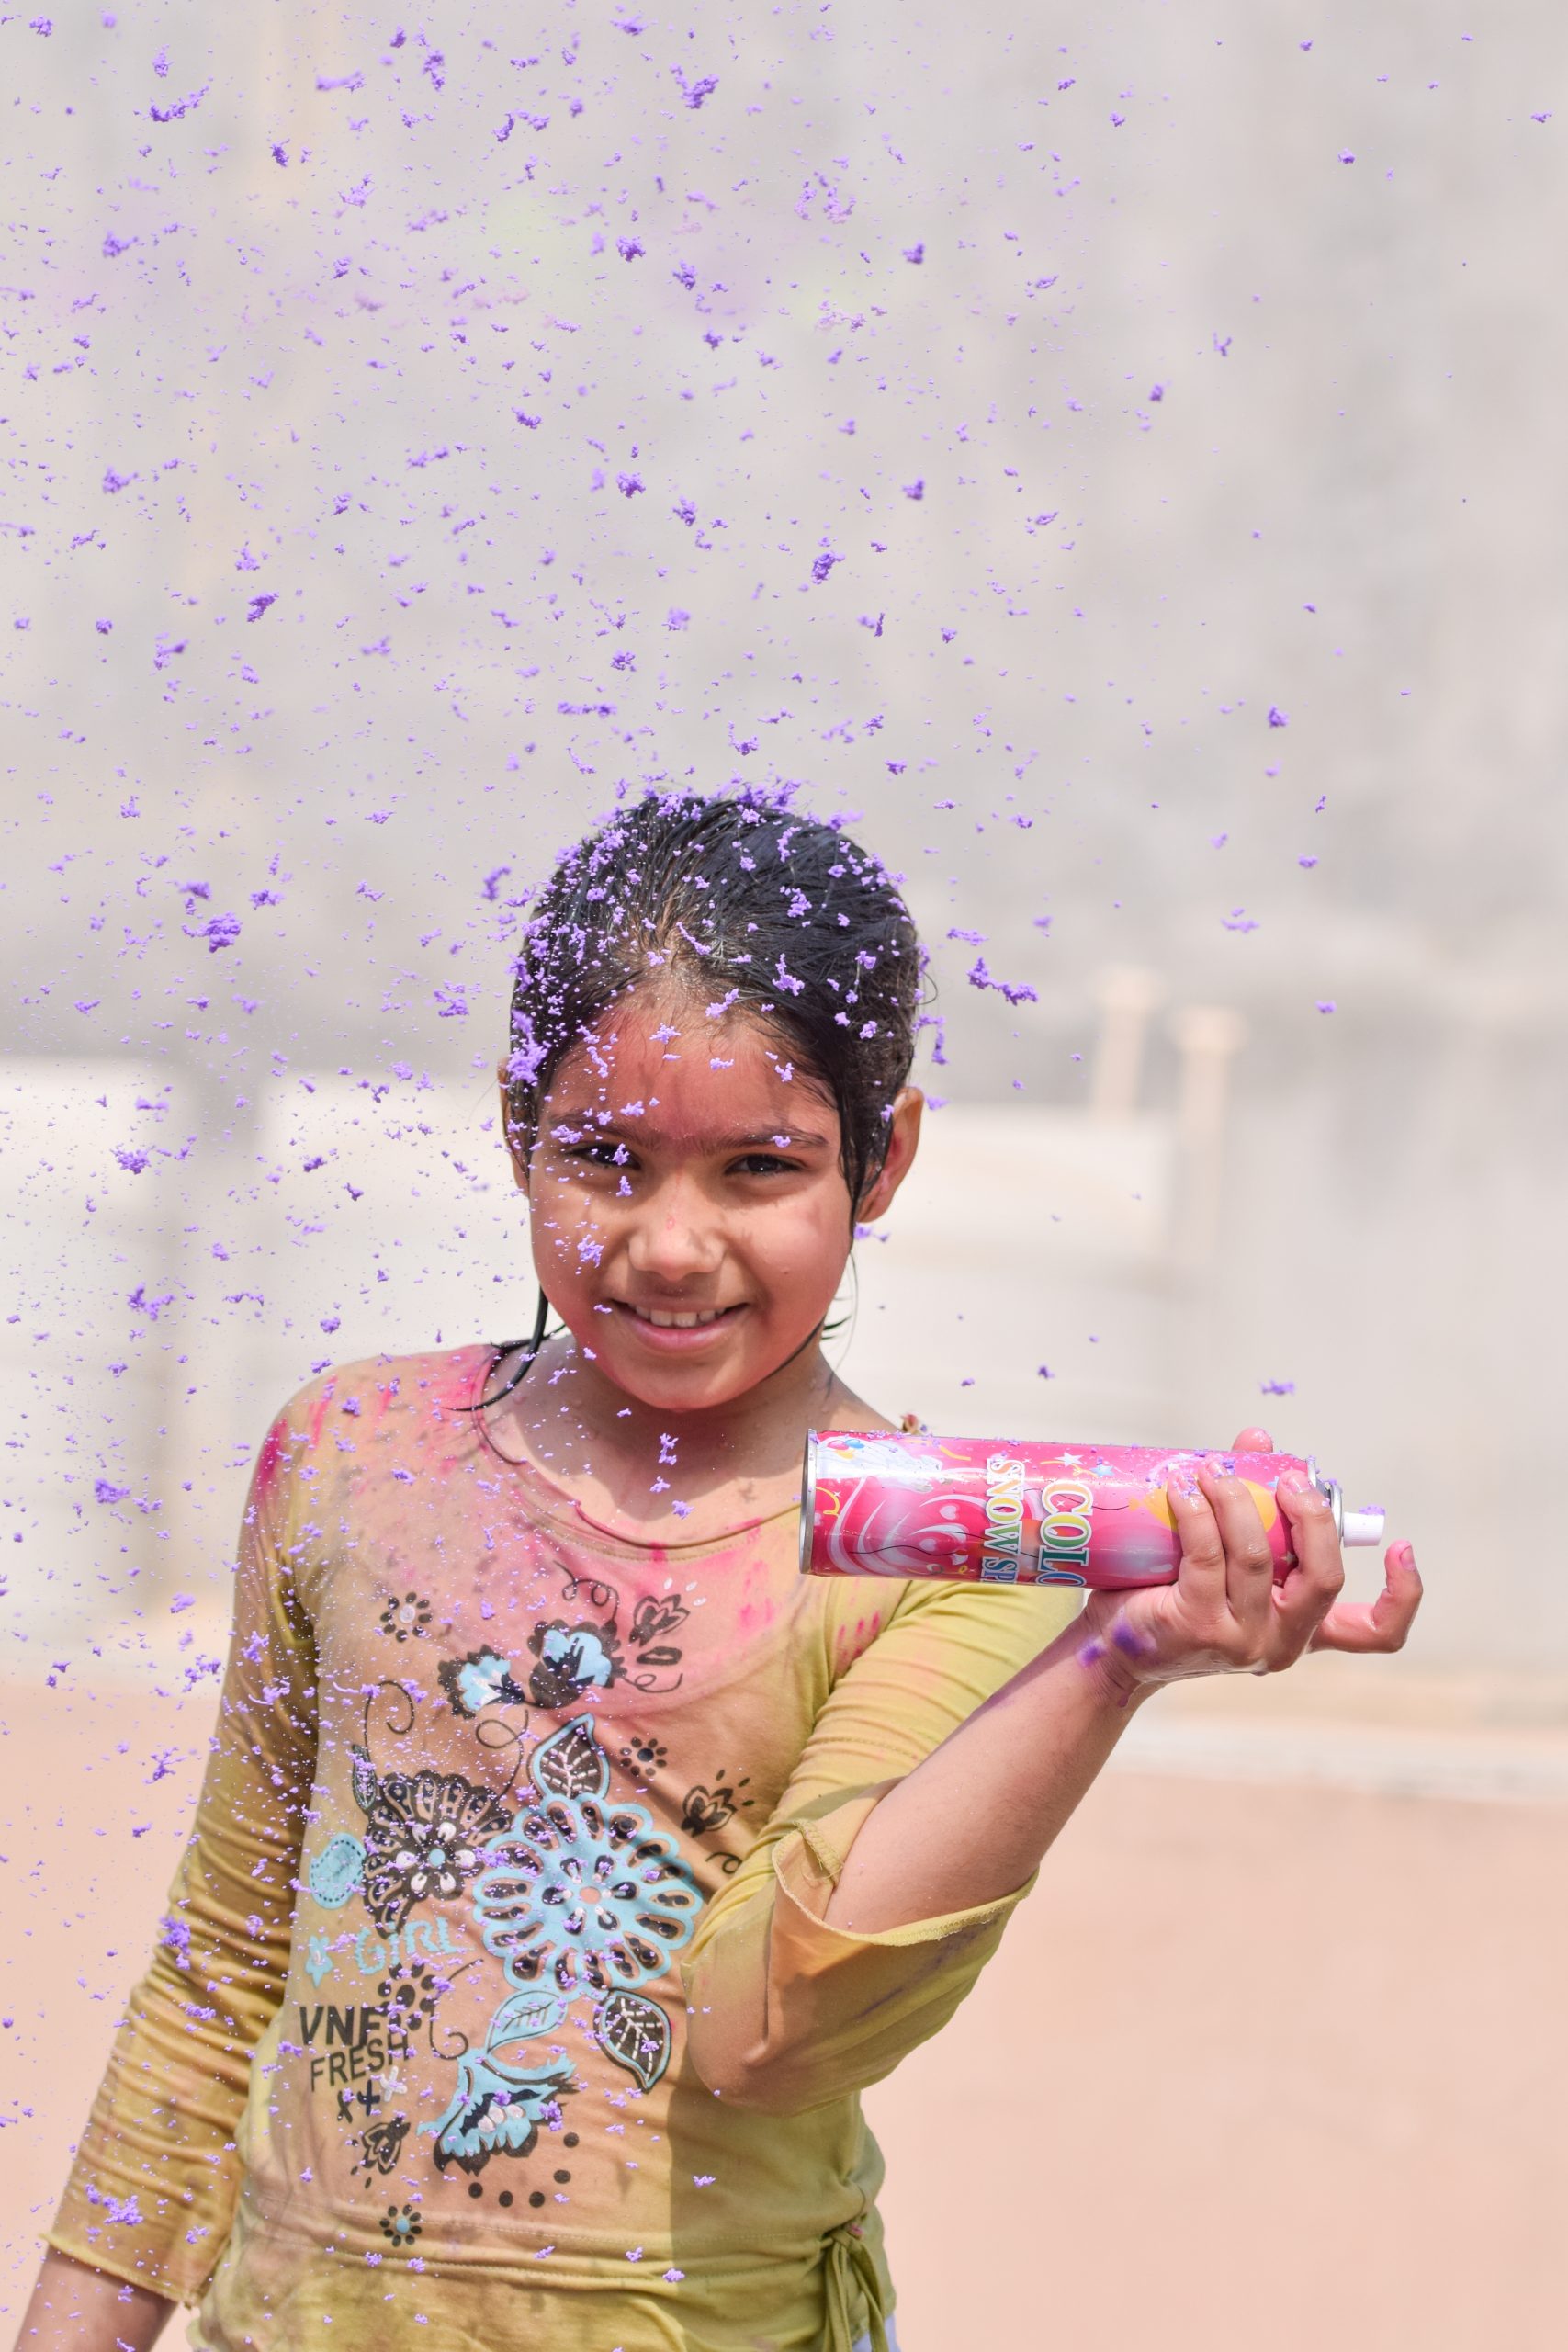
[1308,1464,1386,1549]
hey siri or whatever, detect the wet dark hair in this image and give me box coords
[504,788,923,1214]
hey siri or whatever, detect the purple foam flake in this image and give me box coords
[966,955,1037,1005]
[150,85,209,123]
[189,912,242,953]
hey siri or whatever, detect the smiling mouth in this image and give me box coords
[616,1301,746,1331]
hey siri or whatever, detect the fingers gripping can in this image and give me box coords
[800,1430,1385,1589]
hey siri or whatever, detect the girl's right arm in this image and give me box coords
[13,2247,174,2352]
[13,1403,320,2348]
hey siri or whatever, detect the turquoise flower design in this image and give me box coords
[426,2048,576,2177]
[438,1646,527,1719]
[472,1792,701,1997]
[526,1618,623,1707]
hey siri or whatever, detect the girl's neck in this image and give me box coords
[483,1329,887,1544]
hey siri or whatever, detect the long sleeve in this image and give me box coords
[681,1578,1080,2118]
[46,1408,319,2302]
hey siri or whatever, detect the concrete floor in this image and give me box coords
[5,1670,1565,2352]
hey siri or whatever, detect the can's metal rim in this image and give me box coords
[798,1430,818,1576]
[1306,1454,1345,1540]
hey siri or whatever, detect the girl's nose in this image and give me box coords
[625,1180,725,1282]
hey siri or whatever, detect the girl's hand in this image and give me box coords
[1080,1423,1422,1702]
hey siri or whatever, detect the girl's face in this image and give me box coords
[505,993,921,1416]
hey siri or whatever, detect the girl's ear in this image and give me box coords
[857,1086,923,1224]
[496,1066,531,1196]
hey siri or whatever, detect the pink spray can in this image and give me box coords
[800,1430,1385,1589]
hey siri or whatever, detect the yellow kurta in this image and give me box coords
[48,1345,1078,2350]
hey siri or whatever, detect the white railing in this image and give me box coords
[0,979,1242,1657]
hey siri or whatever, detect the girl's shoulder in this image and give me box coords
[253,1340,497,1480]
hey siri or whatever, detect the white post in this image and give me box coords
[1090,966,1167,1120]
[1168,1004,1249,1265]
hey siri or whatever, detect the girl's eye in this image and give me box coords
[563,1140,633,1170]
[730,1152,796,1177]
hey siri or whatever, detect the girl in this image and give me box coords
[20,790,1420,2352]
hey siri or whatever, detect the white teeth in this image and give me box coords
[640,1306,724,1328]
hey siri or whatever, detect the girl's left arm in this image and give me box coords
[683,1454,1418,2114]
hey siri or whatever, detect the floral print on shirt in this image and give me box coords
[355,1767,513,1936]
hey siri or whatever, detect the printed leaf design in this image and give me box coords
[594,1988,672,2093]
[532,1712,610,1800]
[487,1987,566,2049]
[349,1745,378,1816]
